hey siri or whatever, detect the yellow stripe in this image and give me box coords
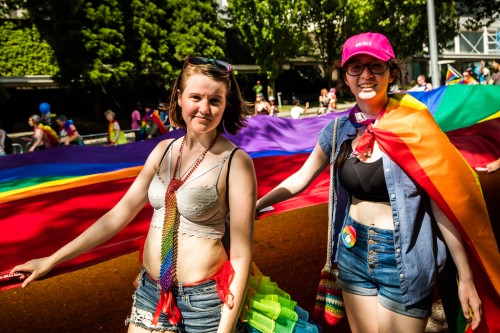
[0,166,142,204]
[479,110,500,123]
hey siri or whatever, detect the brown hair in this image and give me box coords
[168,62,252,135]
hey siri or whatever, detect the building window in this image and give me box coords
[459,31,484,53]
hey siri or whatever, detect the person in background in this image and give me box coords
[142,103,168,139]
[475,60,490,85]
[131,103,143,141]
[28,114,59,152]
[252,80,263,98]
[104,110,127,146]
[256,32,487,333]
[268,96,280,116]
[489,59,500,85]
[0,121,8,156]
[11,56,257,333]
[408,74,433,92]
[290,100,309,120]
[327,88,338,112]
[56,115,84,146]
[254,93,271,116]
[157,102,171,129]
[318,88,330,115]
[461,69,479,85]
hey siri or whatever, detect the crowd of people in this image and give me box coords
[1,99,179,155]
[9,34,499,333]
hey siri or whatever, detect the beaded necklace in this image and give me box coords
[159,133,219,292]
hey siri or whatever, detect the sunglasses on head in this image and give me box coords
[185,57,233,73]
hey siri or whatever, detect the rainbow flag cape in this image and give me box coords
[39,123,59,147]
[445,64,462,86]
[1,85,499,330]
[372,93,499,332]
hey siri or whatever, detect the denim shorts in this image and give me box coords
[126,268,223,332]
[336,217,432,318]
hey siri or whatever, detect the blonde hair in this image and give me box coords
[104,110,116,117]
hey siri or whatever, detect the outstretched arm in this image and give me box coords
[256,142,329,211]
[10,139,173,287]
[486,157,500,173]
[29,129,44,152]
[431,200,482,330]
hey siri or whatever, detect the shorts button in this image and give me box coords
[399,273,405,279]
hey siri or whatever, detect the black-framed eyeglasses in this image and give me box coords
[185,57,233,73]
[345,61,389,76]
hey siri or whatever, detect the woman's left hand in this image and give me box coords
[458,279,482,330]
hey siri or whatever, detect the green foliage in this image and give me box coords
[0,20,59,75]
[227,0,309,80]
[4,0,225,92]
[229,0,460,84]
[455,0,500,30]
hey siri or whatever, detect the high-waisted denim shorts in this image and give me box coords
[336,217,432,318]
[126,268,223,332]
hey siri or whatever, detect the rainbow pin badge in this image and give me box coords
[342,225,357,248]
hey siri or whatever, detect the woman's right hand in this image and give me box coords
[10,257,54,288]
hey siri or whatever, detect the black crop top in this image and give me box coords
[338,143,390,202]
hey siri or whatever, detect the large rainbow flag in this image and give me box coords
[1,85,499,330]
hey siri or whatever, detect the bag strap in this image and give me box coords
[325,117,339,268]
[225,147,240,204]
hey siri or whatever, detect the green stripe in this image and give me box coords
[0,176,74,193]
[435,85,500,132]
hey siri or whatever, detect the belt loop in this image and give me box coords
[177,282,184,297]
[140,267,146,286]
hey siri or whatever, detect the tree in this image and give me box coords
[226,0,310,94]
[1,0,226,117]
[0,20,58,76]
[455,0,500,30]
[0,0,228,117]
[229,0,460,88]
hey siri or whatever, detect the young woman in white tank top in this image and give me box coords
[11,57,257,333]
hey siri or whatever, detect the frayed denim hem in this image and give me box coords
[125,306,177,332]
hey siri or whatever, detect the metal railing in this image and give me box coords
[8,130,138,154]
[81,130,137,146]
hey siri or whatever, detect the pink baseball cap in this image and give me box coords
[341,32,395,67]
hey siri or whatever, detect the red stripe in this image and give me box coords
[0,153,329,291]
[447,118,500,168]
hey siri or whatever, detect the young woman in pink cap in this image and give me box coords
[256,32,496,332]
